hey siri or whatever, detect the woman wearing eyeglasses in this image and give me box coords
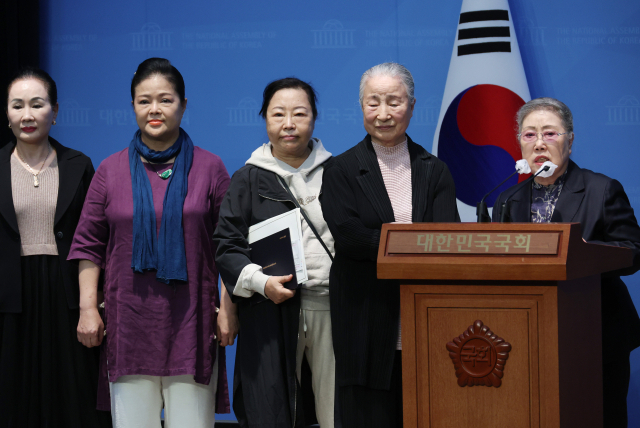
[493,97,640,427]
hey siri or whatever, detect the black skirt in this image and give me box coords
[338,350,403,428]
[0,255,111,428]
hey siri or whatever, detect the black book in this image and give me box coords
[249,227,298,290]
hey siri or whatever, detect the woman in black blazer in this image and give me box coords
[321,63,459,427]
[493,97,640,427]
[0,67,110,427]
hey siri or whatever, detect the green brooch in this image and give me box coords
[157,169,173,179]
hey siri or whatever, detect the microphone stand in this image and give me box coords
[476,171,518,223]
[499,165,551,223]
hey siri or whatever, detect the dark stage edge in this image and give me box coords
[163,422,320,427]
[216,423,320,427]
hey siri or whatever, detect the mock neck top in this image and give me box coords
[371,139,412,223]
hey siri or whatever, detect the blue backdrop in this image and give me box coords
[40,0,640,422]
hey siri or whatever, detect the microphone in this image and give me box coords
[476,160,532,223]
[498,164,551,223]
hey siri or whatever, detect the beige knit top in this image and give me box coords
[11,151,59,256]
[371,138,412,223]
[371,138,412,351]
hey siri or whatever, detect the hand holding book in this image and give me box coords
[264,274,296,304]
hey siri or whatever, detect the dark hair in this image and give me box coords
[259,77,318,120]
[130,58,185,103]
[6,66,58,107]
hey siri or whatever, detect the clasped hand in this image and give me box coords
[264,274,296,304]
[77,307,104,348]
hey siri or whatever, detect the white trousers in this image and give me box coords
[296,308,335,428]
[109,357,218,428]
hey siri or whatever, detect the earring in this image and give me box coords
[7,124,11,129]
[52,120,57,125]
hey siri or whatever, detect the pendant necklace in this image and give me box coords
[157,168,173,179]
[150,162,173,180]
[15,144,52,187]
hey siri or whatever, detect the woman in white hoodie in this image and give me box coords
[214,78,335,428]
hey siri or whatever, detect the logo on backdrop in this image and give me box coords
[227,98,262,126]
[131,23,173,51]
[517,20,546,46]
[432,0,531,221]
[57,100,90,127]
[99,109,136,126]
[606,96,640,125]
[412,96,440,126]
[315,106,360,126]
[50,34,98,51]
[312,20,356,48]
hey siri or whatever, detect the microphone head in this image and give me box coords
[515,159,531,174]
[535,161,558,177]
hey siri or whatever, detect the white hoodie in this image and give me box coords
[233,139,334,310]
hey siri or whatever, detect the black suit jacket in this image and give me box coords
[321,135,459,389]
[493,160,640,359]
[0,138,95,313]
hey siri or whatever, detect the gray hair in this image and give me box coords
[516,97,574,136]
[359,62,415,106]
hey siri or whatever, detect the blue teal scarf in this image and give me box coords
[129,128,193,284]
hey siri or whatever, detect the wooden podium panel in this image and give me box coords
[378,223,625,428]
[400,280,602,428]
[420,297,537,427]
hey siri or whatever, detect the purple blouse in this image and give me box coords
[68,147,230,412]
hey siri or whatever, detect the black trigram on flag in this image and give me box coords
[457,9,511,56]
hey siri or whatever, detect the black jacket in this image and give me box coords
[320,135,460,390]
[0,138,94,313]
[493,160,640,359]
[214,164,309,428]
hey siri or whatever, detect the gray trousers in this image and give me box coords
[296,307,335,428]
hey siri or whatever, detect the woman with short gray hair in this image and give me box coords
[358,62,416,106]
[494,97,640,426]
[322,62,459,427]
[515,97,574,137]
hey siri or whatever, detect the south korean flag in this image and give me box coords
[432,0,532,221]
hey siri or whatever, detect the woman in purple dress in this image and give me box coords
[68,58,232,427]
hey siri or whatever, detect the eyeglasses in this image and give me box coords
[518,131,567,143]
